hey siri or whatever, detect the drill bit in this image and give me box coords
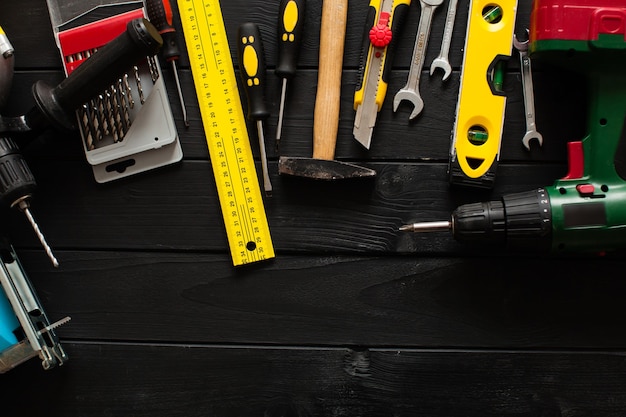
[16,199,59,268]
[399,220,451,232]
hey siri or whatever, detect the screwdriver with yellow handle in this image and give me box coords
[353,0,411,149]
[237,22,272,197]
[275,0,306,151]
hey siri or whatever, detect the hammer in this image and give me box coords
[278,0,376,180]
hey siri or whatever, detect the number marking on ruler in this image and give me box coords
[178,0,274,265]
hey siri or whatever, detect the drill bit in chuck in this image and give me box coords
[399,220,451,233]
[16,199,59,268]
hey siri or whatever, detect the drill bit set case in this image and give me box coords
[44,0,183,183]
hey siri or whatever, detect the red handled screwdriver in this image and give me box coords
[275,0,306,151]
[145,0,189,127]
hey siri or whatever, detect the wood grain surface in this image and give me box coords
[0,0,624,416]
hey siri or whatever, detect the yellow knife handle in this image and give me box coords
[354,0,411,111]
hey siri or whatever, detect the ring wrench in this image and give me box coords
[513,30,543,150]
[393,0,443,120]
[430,0,459,81]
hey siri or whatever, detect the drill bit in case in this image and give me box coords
[45,0,183,183]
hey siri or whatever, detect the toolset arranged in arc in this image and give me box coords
[1,0,626,374]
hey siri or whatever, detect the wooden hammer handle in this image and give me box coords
[312,0,348,161]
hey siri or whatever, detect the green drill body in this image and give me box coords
[402,7,626,255]
[534,35,626,252]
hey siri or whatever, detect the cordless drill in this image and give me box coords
[401,0,626,254]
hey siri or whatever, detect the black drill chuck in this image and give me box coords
[0,136,36,208]
[455,189,553,250]
[402,189,553,252]
[0,136,58,266]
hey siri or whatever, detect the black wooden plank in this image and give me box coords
[1,3,61,70]
[14,250,626,348]
[1,1,625,414]
[3,342,626,417]
[1,159,567,253]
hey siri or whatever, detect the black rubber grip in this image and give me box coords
[145,0,174,31]
[237,23,269,121]
[145,0,181,61]
[355,6,377,93]
[31,18,163,130]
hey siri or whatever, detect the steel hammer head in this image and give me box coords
[278,156,376,180]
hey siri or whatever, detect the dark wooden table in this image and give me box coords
[1,0,625,415]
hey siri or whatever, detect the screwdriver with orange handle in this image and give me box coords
[145,0,189,127]
[275,0,306,151]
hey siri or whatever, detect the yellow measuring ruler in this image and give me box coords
[178,0,274,265]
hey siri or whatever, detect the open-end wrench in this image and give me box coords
[430,0,458,81]
[393,0,443,120]
[513,30,543,150]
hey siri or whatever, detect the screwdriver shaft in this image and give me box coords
[276,78,288,150]
[257,120,272,197]
[171,60,189,127]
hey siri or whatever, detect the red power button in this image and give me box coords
[576,184,595,196]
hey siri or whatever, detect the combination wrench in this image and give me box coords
[393,0,443,120]
[430,0,459,81]
[513,30,543,150]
